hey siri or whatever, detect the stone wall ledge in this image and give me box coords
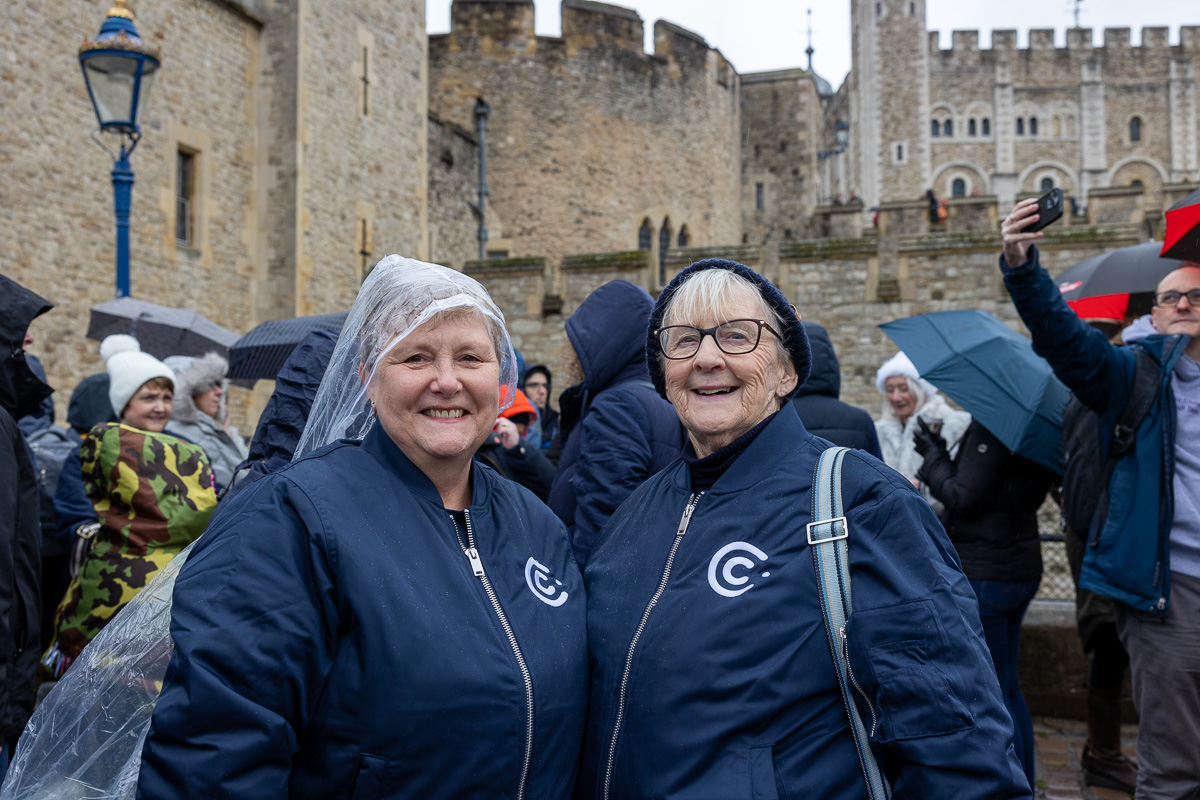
[463,257,547,275]
[781,238,879,259]
[663,244,764,265]
[560,251,650,271]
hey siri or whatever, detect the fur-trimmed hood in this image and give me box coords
[163,352,229,425]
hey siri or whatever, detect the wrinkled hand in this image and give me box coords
[494,417,520,449]
[1000,197,1043,268]
[913,425,946,456]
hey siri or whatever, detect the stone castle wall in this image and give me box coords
[428,0,742,277]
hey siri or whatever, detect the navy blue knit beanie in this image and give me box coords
[645,258,811,399]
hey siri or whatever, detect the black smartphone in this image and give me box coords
[1026,187,1064,232]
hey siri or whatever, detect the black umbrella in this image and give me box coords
[1054,242,1184,301]
[1161,188,1200,262]
[86,298,239,360]
[227,313,348,384]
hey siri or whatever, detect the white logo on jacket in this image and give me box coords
[707,542,771,597]
[525,557,569,607]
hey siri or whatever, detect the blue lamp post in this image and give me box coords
[79,0,160,298]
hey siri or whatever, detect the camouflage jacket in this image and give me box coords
[41,423,217,678]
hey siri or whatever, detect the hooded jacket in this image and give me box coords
[0,274,51,738]
[578,405,1031,800]
[164,353,248,489]
[137,424,587,799]
[1002,247,1192,615]
[792,322,882,457]
[547,281,683,565]
[225,329,338,499]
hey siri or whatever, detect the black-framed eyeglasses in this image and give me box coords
[655,319,783,360]
[1153,289,1200,308]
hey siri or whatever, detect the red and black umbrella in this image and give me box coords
[1161,189,1200,263]
[1054,242,1183,301]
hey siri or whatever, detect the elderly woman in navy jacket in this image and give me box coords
[577,259,1031,800]
[137,257,587,799]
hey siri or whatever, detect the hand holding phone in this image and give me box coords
[1025,187,1063,233]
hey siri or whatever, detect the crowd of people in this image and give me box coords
[0,203,1197,798]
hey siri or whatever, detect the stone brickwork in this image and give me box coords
[427,112,481,269]
[840,0,1200,216]
[428,0,742,278]
[741,70,822,263]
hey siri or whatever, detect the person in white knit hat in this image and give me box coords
[873,351,971,513]
[105,348,176,432]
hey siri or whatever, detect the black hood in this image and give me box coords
[0,274,54,418]
[796,321,840,398]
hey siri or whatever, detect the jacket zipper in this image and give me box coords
[602,492,703,800]
[453,510,535,800]
[840,625,878,737]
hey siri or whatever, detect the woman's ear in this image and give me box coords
[778,361,799,398]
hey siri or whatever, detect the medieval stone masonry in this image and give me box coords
[3,0,1196,426]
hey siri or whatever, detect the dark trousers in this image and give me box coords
[1115,571,1200,800]
[969,577,1041,788]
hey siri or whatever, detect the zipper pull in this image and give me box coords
[676,493,701,537]
[464,547,485,577]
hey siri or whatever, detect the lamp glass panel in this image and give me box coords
[83,55,139,125]
[133,69,156,126]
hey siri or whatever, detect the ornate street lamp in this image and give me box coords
[79,0,161,298]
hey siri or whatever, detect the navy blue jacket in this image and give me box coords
[548,282,684,565]
[792,322,882,458]
[1002,247,1190,614]
[579,406,1030,799]
[138,424,587,799]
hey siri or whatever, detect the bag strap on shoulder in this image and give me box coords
[809,446,892,800]
[1110,347,1160,459]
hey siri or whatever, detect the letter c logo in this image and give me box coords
[707,542,771,598]
[525,557,569,607]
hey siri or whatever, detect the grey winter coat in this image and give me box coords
[164,354,247,489]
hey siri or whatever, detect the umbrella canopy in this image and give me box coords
[1161,188,1200,263]
[227,312,348,384]
[880,310,1070,474]
[1066,293,1128,322]
[1054,242,1184,301]
[86,298,239,361]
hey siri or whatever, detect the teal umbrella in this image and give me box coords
[880,310,1069,474]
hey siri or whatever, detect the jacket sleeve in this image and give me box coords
[843,469,1031,799]
[137,477,340,799]
[52,445,96,551]
[570,391,654,565]
[919,423,1010,518]
[1001,247,1134,415]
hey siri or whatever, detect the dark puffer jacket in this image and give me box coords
[548,281,684,566]
[918,420,1056,583]
[792,322,882,457]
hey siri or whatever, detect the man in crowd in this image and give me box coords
[1001,198,1200,800]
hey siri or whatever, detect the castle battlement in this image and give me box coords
[561,0,643,53]
[928,24,1197,60]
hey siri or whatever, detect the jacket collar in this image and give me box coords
[669,403,811,495]
[359,423,491,509]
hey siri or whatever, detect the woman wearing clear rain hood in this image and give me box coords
[134,256,587,799]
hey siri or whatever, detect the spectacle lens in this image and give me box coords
[1153,289,1200,308]
[658,320,773,359]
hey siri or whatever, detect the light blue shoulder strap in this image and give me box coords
[809,446,892,800]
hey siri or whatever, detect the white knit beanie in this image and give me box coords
[99,333,141,362]
[875,351,937,398]
[107,349,176,417]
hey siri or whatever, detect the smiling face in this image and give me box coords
[662,284,797,457]
[884,375,917,423]
[1151,266,1200,341]
[367,311,501,480]
[122,379,173,432]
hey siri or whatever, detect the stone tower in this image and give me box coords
[850,0,932,209]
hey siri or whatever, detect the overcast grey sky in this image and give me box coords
[425,0,1199,91]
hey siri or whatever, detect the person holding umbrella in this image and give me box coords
[1002,197,1200,800]
[914,418,1057,789]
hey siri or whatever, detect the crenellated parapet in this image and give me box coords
[928,24,1198,67]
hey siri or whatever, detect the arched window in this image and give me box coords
[1029,117,1038,136]
[968,119,977,136]
[1040,177,1054,192]
[1130,116,1142,142]
[638,218,652,250]
[658,219,672,286]
[982,118,991,136]
[943,119,953,137]
[896,143,904,161]
[909,2,915,15]
[951,178,966,197]
[1016,118,1024,136]
[931,119,940,137]
[677,225,689,247]
[1130,179,1144,190]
